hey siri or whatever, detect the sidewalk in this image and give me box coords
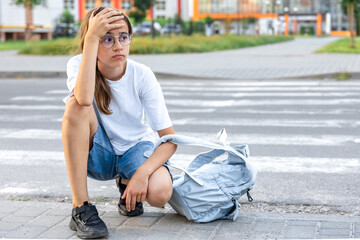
[1,200,359,239]
[1,37,360,80]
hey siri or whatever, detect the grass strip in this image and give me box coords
[10,35,293,55]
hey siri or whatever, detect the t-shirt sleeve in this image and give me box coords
[140,67,172,131]
[63,54,82,103]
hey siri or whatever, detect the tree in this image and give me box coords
[129,0,151,25]
[341,0,360,48]
[15,0,42,41]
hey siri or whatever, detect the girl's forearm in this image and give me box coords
[74,36,99,106]
[137,142,177,178]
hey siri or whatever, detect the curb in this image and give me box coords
[1,71,360,81]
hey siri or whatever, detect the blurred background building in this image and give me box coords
[0,0,357,41]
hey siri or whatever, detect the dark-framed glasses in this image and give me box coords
[100,33,132,48]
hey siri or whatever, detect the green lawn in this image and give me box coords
[0,35,294,55]
[0,40,29,51]
[316,37,360,54]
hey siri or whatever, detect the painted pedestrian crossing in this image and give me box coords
[1,80,359,176]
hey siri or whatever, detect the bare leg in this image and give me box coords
[62,97,98,208]
[146,166,173,207]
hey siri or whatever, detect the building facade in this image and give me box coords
[0,0,354,42]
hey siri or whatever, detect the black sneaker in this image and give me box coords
[69,201,108,239]
[116,178,144,216]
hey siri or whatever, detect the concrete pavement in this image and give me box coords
[1,37,360,80]
[1,200,360,239]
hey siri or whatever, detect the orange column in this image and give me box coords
[113,0,121,10]
[317,13,322,36]
[78,0,83,20]
[193,0,199,21]
[284,13,289,36]
[96,0,101,7]
[293,19,297,34]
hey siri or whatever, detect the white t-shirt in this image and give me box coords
[63,54,172,155]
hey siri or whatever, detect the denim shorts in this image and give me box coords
[87,121,172,181]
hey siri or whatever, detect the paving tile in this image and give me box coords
[103,216,127,227]
[354,222,360,233]
[1,215,34,223]
[37,225,75,239]
[216,222,252,236]
[185,220,222,231]
[320,221,351,229]
[109,227,145,240]
[287,220,318,226]
[284,225,316,239]
[5,226,48,238]
[151,214,188,232]
[318,227,350,236]
[27,215,67,227]
[178,230,212,239]
[142,230,179,240]
[253,219,285,233]
[12,207,48,217]
[0,221,23,231]
[123,216,160,228]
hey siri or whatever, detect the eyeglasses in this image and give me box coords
[100,33,132,48]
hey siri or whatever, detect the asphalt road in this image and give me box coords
[0,78,359,215]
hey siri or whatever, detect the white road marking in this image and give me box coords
[11,96,62,101]
[0,129,358,146]
[162,86,360,92]
[164,91,360,97]
[165,98,360,107]
[1,150,358,174]
[172,118,359,128]
[0,105,64,110]
[168,154,360,174]
[45,90,68,95]
[160,81,360,87]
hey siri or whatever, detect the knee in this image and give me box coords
[147,183,173,208]
[63,97,93,124]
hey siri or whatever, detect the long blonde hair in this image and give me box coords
[77,7,133,115]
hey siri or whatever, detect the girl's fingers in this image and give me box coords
[106,23,126,31]
[107,15,125,22]
[141,194,146,202]
[103,9,123,19]
[130,196,136,211]
[96,7,112,17]
[126,195,131,211]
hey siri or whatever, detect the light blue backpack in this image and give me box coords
[149,129,257,223]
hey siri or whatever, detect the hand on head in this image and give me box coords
[87,7,125,40]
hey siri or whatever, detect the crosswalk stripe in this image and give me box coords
[165,98,360,107]
[0,105,64,110]
[0,150,358,174]
[164,91,360,97]
[168,154,360,174]
[161,86,360,92]
[0,128,359,146]
[159,81,360,87]
[172,118,359,128]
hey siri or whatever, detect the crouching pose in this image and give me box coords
[62,6,176,239]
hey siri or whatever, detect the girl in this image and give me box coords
[62,7,176,239]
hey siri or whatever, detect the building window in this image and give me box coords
[64,0,74,9]
[122,0,131,12]
[86,0,96,9]
[102,0,112,7]
[156,0,165,10]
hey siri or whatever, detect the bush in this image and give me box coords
[17,35,293,55]
[300,26,315,35]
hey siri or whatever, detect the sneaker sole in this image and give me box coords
[118,205,144,217]
[69,218,108,239]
